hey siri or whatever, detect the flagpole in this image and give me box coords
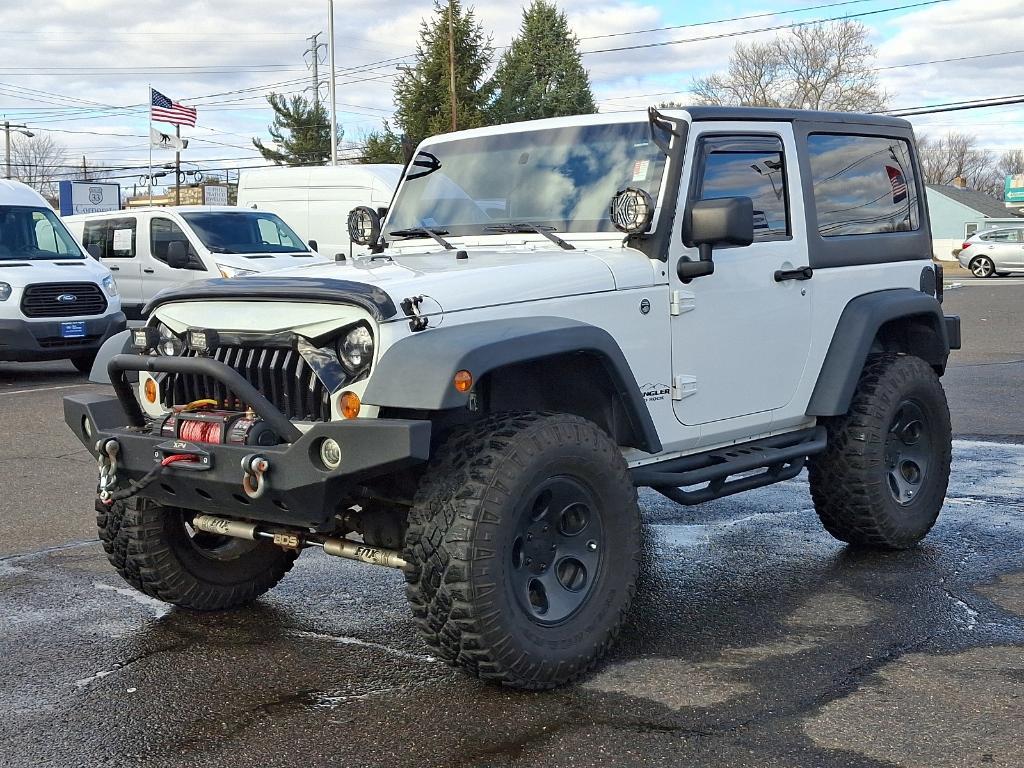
[148,84,153,205]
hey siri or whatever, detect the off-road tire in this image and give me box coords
[809,353,951,549]
[404,412,641,689]
[100,497,297,610]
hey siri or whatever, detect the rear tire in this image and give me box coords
[808,353,951,549]
[100,498,297,610]
[969,255,995,278]
[404,412,640,689]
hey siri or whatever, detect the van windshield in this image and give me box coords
[180,211,309,255]
[384,121,668,240]
[0,205,84,260]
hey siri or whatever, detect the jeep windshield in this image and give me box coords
[384,121,669,240]
[0,205,85,260]
[180,211,310,255]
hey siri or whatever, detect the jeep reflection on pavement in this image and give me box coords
[64,107,960,689]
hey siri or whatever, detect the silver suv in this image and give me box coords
[957,227,1024,277]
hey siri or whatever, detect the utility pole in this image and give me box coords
[448,0,458,132]
[328,0,338,166]
[82,155,88,181]
[3,121,33,180]
[306,32,323,111]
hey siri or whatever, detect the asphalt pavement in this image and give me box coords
[1,276,1022,768]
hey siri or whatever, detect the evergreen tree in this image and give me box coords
[488,0,596,124]
[361,0,492,162]
[253,93,340,165]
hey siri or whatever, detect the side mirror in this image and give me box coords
[86,243,102,260]
[166,240,190,269]
[679,197,754,280]
[347,206,381,247]
[307,239,318,252]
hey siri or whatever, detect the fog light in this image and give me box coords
[453,369,473,393]
[144,378,158,404]
[132,326,160,351]
[187,328,219,354]
[339,391,361,419]
[320,438,342,470]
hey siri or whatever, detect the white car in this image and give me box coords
[956,227,1024,277]
[65,107,960,689]
[63,207,329,319]
[0,179,124,372]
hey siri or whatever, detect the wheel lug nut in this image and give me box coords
[527,533,533,541]
[587,540,598,551]
[539,563,547,570]
[550,544,557,551]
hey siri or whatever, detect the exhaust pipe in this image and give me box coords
[192,513,408,570]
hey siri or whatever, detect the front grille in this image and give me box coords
[39,335,101,349]
[162,345,332,422]
[21,282,107,318]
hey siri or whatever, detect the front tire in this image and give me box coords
[809,354,951,549]
[969,255,995,278]
[404,412,641,689]
[100,498,297,610]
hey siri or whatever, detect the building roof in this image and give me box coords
[927,184,1023,219]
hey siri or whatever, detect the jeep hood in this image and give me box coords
[148,248,631,319]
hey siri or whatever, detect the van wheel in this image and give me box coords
[809,354,951,549]
[404,412,640,689]
[71,354,96,374]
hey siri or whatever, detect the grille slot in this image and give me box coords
[21,282,107,318]
[162,345,333,422]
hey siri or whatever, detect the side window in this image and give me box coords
[32,212,75,255]
[980,230,1018,243]
[695,136,790,241]
[151,217,193,262]
[83,220,109,257]
[808,133,920,237]
[85,218,137,258]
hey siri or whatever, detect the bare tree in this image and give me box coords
[10,133,67,198]
[917,132,996,192]
[996,149,1024,180]
[691,20,888,112]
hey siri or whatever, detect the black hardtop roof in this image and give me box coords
[682,105,912,130]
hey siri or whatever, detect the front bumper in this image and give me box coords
[0,312,126,362]
[63,352,431,529]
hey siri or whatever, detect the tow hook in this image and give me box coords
[241,454,270,499]
[96,438,120,503]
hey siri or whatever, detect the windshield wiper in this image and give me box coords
[388,227,455,250]
[484,223,575,250]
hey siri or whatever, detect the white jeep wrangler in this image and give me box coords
[65,107,960,689]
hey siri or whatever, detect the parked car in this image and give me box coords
[236,164,402,259]
[956,227,1024,277]
[64,206,328,318]
[0,179,124,372]
[66,107,959,689]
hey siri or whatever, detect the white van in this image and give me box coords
[0,179,124,372]
[64,206,328,319]
[236,164,402,259]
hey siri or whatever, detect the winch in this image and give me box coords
[157,409,280,447]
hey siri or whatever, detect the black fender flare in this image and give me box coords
[362,317,662,453]
[87,329,136,385]
[806,288,952,417]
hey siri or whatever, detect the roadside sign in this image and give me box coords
[1004,174,1024,203]
[58,181,121,215]
[203,185,228,206]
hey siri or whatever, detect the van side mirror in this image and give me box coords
[679,197,754,280]
[166,240,190,269]
[307,239,318,252]
[86,243,102,260]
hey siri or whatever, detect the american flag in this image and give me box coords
[885,164,908,204]
[151,88,197,127]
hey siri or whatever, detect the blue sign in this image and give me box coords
[60,321,86,339]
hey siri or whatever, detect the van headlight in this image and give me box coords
[338,326,374,372]
[102,276,118,297]
[217,264,257,279]
[0,283,10,302]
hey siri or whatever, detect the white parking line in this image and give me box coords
[0,383,93,396]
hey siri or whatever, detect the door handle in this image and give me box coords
[143,268,155,274]
[774,266,813,282]
[108,265,119,271]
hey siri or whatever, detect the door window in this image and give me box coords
[694,136,790,242]
[84,217,137,259]
[979,229,1020,243]
[32,211,78,255]
[150,218,195,263]
[807,133,920,237]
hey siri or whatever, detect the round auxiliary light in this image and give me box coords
[339,391,361,420]
[320,438,342,470]
[453,370,473,393]
[143,378,158,404]
[609,187,655,235]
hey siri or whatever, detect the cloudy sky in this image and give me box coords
[1,0,1020,191]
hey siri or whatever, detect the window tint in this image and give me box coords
[696,136,789,241]
[84,217,137,258]
[980,229,1020,243]
[808,134,919,237]
[150,218,194,262]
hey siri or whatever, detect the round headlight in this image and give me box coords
[339,326,374,371]
[157,323,184,356]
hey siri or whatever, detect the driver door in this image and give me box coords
[142,216,206,299]
[669,125,812,444]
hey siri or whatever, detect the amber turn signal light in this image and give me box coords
[339,391,361,419]
[143,378,158,404]
[453,370,473,393]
